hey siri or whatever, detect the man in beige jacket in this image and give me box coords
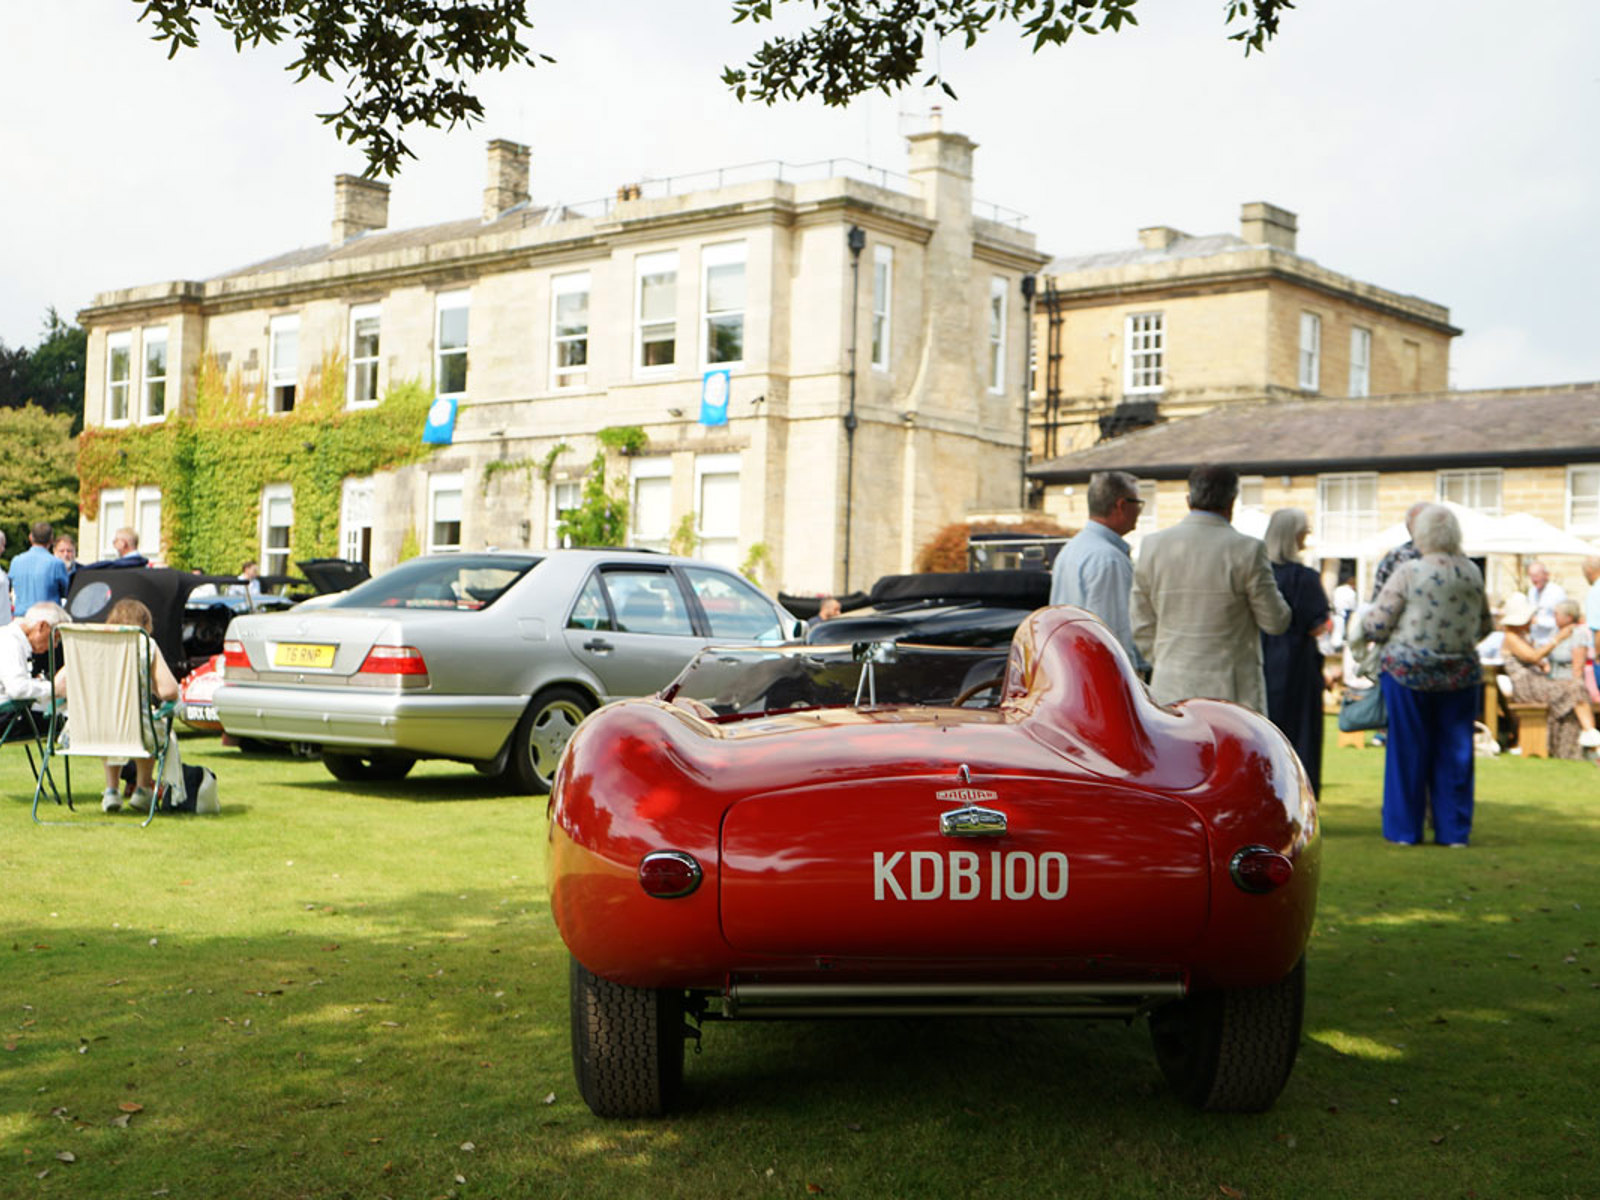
[1132,464,1292,713]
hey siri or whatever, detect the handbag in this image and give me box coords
[1337,686,1387,732]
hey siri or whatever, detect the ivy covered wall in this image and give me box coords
[76,350,433,572]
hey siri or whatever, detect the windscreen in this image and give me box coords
[664,643,1008,719]
[329,555,541,612]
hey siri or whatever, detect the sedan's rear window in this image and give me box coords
[330,555,540,611]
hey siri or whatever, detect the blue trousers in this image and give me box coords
[1379,675,1477,845]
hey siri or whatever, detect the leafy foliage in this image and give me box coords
[0,308,87,431]
[135,0,550,177]
[724,0,1294,105]
[0,405,78,557]
[669,513,702,558]
[741,541,775,588]
[914,516,1073,573]
[77,351,432,572]
[556,427,647,548]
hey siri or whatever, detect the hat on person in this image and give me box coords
[1500,594,1536,628]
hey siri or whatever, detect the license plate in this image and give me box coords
[185,704,218,723]
[273,643,337,669]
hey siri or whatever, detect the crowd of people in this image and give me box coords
[1,523,219,815]
[1050,464,1600,850]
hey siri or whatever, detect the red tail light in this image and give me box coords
[639,851,702,899]
[222,640,249,671]
[358,645,429,677]
[1230,846,1293,894]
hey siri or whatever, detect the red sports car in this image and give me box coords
[549,607,1319,1117]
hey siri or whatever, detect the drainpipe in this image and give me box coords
[843,225,866,592]
[1019,274,1037,508]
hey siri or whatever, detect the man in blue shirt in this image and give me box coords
[1050,470,1147,672]
[8,522,70,612]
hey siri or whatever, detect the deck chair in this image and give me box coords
[32,625,176,828]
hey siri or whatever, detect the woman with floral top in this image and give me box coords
[1362,505,1494,846]
[1499,594,1600,761]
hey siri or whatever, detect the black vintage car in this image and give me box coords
[794,570,1051,648]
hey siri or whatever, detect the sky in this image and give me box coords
[2,0,1597,391]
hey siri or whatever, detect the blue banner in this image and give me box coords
[422,396,458,445]
[700,369,730,426]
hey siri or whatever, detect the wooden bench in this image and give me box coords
[1507,702,1548,758]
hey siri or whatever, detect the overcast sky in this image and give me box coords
[3,0,1596,391]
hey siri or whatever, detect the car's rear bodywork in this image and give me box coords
[550,607,1319,1115]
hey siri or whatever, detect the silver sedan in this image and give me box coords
[213,549,800,792]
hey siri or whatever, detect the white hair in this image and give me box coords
[23,601,71,627]
[1412,504,1463,556]
[1263,508,1309,565]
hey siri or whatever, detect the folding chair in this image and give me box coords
[32,625,176,828]
[3,697,62,806]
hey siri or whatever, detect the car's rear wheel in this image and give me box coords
[506,686,594,795]
[320,750,417,783]
[1149,956,1305,1112]
[569,956,684,1118]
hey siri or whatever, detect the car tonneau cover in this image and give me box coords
[868,570,1050,610]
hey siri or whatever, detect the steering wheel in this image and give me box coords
[951,674,1006,709]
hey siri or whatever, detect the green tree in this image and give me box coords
[723,0,1293,105]
[125,2,1294,177]
[136,0,549,177]
[0,308,87,430]
[0,404,78,559]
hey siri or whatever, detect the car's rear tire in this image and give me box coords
[506,686,594,795]
[321,750,417,783]
[1149,956,1305,1112]
[569,956,684,1118]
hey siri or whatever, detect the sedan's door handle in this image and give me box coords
[582,638,614,655]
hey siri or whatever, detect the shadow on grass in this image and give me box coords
[280,772,525,804]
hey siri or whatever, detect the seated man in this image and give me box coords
[82,527,150,571]
[0,602,70,707]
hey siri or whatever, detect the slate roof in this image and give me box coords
[211,204,556,281]
[1027,384,1600,484]
[1044,233,1256,276]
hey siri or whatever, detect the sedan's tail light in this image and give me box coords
[222,640,249,672]
[358,644,429,679]
[1229,845,1293,894]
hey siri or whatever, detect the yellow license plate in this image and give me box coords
[273,643,337,669]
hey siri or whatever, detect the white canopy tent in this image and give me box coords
[1352,502,1600,602]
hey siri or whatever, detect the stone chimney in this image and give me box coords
[483,139,531,222]
[1138,225,1188,252]
[331,175,390,246]
[1240,201,1298,251]
[905,109,979,417]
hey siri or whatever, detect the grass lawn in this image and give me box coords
[2,723,1595,1199]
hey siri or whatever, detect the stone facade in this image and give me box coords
[77,125,1046,594]
[1028,203,1458,461]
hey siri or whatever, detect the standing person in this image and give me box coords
[0,530,11,626]
[1330,570,1358,652]
[807,596,841,628]
[1260,509,1331,798]
[1361,505,1494,847]
[1131,464,1291,713]
[1583,556,1600,696]
[9,522,70,612]
[230,560,264,600]
[1525,561,1566,647]
[1049,469,1147,672]
[53,535,77,580]
[1369,501,1430,602]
